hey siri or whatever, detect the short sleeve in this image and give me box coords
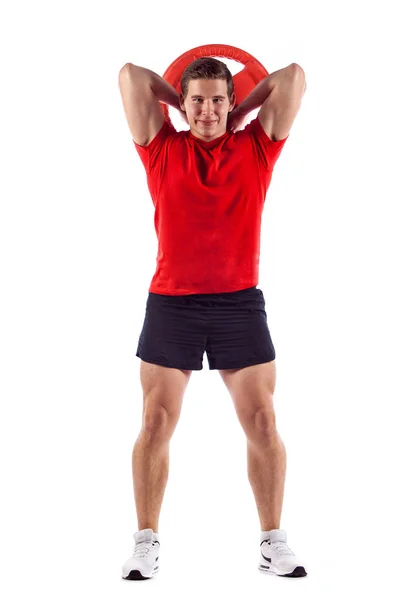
[245,116,289,172]
[133,120,176,174]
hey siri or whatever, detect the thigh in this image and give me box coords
[205,287,275,370]
[219,360,277,429]
[140,360,192,421]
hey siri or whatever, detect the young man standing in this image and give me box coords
[118,56,307,579]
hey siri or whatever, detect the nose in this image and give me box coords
[201,100,215,115]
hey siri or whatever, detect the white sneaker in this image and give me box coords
[258,529,307,577]
[122,528,160,580]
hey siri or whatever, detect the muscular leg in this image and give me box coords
[247,424,287,531]
[133,360,192,532]
[219,361,287,531]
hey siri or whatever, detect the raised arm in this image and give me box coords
[232,63,306,141]
[118,63,182,146]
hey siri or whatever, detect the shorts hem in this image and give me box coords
[136,352,203,371]
[208,355,275,371]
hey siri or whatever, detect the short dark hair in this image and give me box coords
[180,57,234,100]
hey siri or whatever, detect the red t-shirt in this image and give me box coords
[134,116,288,295]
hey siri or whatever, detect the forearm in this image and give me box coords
[236,63,300,116]
[129,64,181,111]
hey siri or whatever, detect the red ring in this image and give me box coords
[161,44,269,124]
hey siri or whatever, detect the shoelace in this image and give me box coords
[270,541,295,556]
[133,541,154,559]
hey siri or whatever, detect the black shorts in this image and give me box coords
[136,286,276,371]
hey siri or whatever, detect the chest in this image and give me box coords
[167,144,257,188]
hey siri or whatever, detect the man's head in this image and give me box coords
[179,58,236,141]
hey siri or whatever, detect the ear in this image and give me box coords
[179,93,186,111]
[228,92,236,111]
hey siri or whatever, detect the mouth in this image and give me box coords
[198,120,216,126]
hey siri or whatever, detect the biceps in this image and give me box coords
[119,64,165,146]
[258,66,306,141]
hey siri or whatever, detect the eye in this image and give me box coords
[192,98,224,103]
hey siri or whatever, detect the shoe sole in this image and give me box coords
[122,566,159,580]
[259,564,307,578]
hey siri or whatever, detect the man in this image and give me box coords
[118,56,307,579]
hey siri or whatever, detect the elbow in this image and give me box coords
[290,63,305,77]
[290,63,307,92]
[119,62,134,76]
[119,62,143,79]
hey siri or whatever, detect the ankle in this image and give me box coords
[138,525,158,534]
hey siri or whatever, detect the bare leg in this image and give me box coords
[132,434,169,532]
[132,361,192,533]
[219,362,286,532]
[247,431,287,531]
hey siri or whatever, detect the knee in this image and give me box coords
[248,406,277,443]
[142,404,177,441]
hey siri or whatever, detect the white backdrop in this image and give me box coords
[1,0,399,598]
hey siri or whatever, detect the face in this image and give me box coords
[180,78,236,141]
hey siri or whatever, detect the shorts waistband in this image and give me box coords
[149,286,258,300]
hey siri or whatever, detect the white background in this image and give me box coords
[1,0,399,598]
